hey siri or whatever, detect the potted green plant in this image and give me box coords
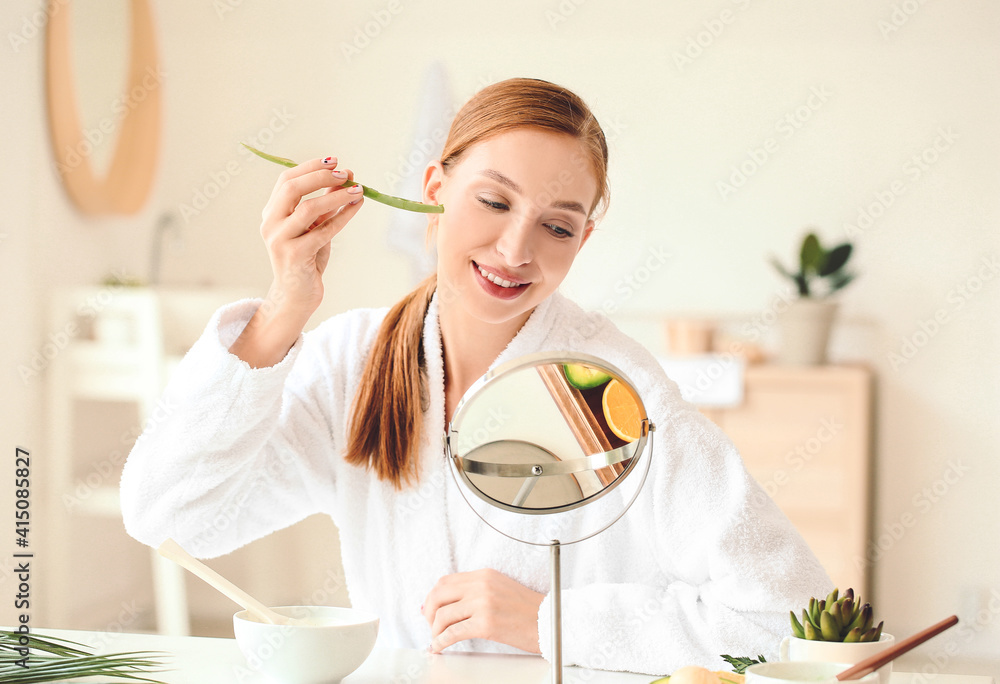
[780,589,894,684]
[770,231,855,365]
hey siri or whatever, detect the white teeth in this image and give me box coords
[478,265,521,288]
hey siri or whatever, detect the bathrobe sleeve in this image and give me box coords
[119,299,373,559]
[537,305,833,675]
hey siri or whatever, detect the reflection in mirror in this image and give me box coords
[447,353,650,515]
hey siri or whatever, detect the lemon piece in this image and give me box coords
[602,379,642,442]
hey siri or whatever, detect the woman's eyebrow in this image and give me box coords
[479,169,522,194]
[552,199,587,216]
[478,169,587,216]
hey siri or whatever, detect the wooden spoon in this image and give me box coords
[157,538,296,626]
[836,615,959,680]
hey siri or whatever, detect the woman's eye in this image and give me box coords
[476,195,574,238]
[546,224,574,239]
[477,197,508,211]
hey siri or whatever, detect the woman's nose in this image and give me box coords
[495,218,534,267]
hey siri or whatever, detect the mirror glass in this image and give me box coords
[69,0,130,177]
[447,351,650,516]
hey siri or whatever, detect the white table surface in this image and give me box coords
[11,627,996,684]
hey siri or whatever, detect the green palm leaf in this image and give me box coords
[0,630,170,683]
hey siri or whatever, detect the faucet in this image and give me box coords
[149,212,179,286]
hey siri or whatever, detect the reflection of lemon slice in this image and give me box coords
[602,379,642,442]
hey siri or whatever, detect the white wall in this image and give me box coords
[2,0,997,671]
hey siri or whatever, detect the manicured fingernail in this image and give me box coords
[322,157,336,164]
[347,184,364,194]
[331,169,348,178]
[349,198,362,205]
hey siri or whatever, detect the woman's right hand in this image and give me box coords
[230,157,365,368]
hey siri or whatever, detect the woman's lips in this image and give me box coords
[472,261,530,300]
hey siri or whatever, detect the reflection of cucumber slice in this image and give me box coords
[562,363,612,389]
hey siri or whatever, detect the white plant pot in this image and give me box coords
[776,299,839,365]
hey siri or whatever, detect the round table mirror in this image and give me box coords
[444,350,656,683]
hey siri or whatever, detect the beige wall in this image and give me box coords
[1,0,997,671]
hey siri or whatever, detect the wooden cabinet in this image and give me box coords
[700,365,874,596]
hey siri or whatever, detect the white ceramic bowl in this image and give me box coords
[746,661,879,684]
[779,633,895,684]
[233,605,379,684]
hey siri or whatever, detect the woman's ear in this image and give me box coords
[423,160,445,208]
[578,221,595,252]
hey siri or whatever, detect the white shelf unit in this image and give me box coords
[45,286,238,635]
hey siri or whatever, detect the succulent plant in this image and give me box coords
[770,231,855,298]
[790,588,884,643]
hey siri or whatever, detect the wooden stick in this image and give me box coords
[836,615,959,680]
[535,365,613,457]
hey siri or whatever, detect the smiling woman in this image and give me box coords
[119,77,832,675]
[346,80,609,486]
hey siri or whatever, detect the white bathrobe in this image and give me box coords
[119,289,832,675]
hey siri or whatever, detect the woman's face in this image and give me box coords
[423,128,598,327]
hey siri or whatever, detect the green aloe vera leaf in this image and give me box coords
[872,620,884,642]
[790,611,806,639]
[240,143,444,214]
[239,144,297,167]
[826,588,839,606]
[804,620,821,641]
[844,627,863,643]
[820,610,842,641]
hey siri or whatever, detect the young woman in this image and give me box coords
[121,78,831,675]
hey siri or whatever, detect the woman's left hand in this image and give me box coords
[422,569,544,654]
